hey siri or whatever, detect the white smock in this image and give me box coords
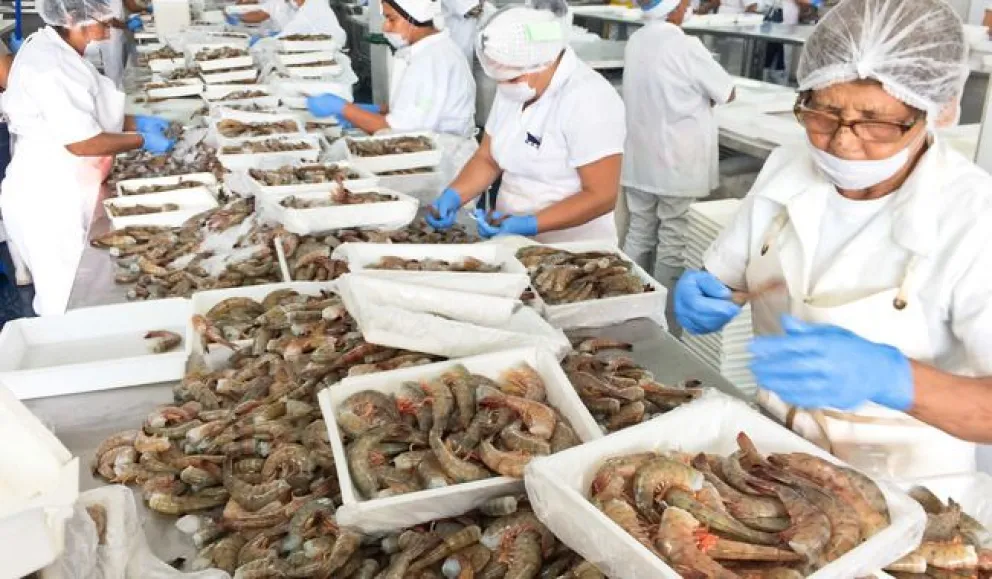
[276,0,347,44]
[485,47,625,244]
[621,20,734,197]
[442,0,495,62]
[718,0,760,14]
[703,138,992,478]
[0,28,125,316]
[258,0,295,29]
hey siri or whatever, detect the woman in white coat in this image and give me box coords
[675,0,992,478]
[441,0,494,62]
[275,0,346,43]
[1,0,174,317]
[425,4,626,243]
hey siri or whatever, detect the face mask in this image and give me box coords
[806,133,923,190]
[498,81,536,103]
[384,31,408,49]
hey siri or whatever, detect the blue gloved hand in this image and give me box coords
[333,114,354,130]
[126,14,143,31]
[249,31,277,45]
[9,33,22,53]
[674,270,742,335]
[134,114,169,134]
[475,209,538,238]
[225,13,241,25]
[356,103,380,113]
[140,130,175,155]
[749,315,913,411]
[306,93,347,118]
[425,187,462,230]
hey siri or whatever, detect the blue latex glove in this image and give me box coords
[750,315,913,411]
[134,115,169,134]
[306,93,347,118]
[225,13,240,25]
[475,209,538,238]
[674,270,742,335]
[140,130,175,155]
[333,114,354,130]
[126,14,143,31]
[9,34,22,53]
[425,187,462,230]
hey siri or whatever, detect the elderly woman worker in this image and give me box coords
[1,0,173,317]
[426,5,625,242]
[675,0,992,478]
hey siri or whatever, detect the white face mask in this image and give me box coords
[498,80,536,103]
[384,31,408,49]
[806,134,923,190]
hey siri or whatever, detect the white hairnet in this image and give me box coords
[639,0,680,19]
[797,0,969,123]
[385,0,444,28]
[476,6,565,81]
[442,0,477,18]
[40,0,117,26]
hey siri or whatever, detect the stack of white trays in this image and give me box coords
[681,199,757,396]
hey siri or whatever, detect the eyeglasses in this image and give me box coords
[794,103,922,144]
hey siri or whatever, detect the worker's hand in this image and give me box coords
[134,115,170,134]
[249,31,278,46]
[750,315,913,411]
[126,14,144,31]
[356,103,380,113]
[9,33,22,53]
[475,210,538,238]
[425,187,462,229]
[306,93,347,118]
[225,12,241,25]
[674,270,741,335]
[140,130,175,155]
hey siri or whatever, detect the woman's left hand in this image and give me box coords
[474,210,537,238]
[134,115,170,134]
[749,315,914,411]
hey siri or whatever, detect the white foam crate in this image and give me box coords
[202,83,272,102]
[331,243,530,299]
[115,172,218,198]
[104,188,218,229]
[300,114,343,139]
[520,240,667,329]
[263,186,418,235]
[211,110,305,146]
[0,382,79,577]
[278,37,339,53]
[0,299,190,400]
[526,391,926,579]
[286,63,342,79]
[195,53,254,72]
[276,50,338,66]
[187,38,250,55]
[217,136,321,170]
[137,42,166,53]
[145,78,204,99]
[200,67,259,85]
[209,97,282,116]
[345,131,443,174]
[224,4,264,14]
[896,473,992,530]
[148,57,186,73]
[318,346,602,534]
[247,161,377,196]
[275,79,353,109]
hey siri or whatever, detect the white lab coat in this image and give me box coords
[485,47,626,244]
[276,0,347,44]
[259,0,295,29]
[0,28,125,316]
[704,138,992,478]
[622,20,733,197]
[719,0,761,14]
[387,30,476,137]
[442,0,495,62]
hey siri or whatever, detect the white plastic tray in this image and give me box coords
[103,188,218,229]
[275,79,353,109]
[187,39,250,56]
[217,135,321,170]
[331,243,530,299]
[0,382,79,577]
[223,4,264,14]
[0,299,190,400]
[208,96,282,115]
[211,110,305,146]
[247,160,377,196]
[201,83,271,102]
[200,67,259,85]
[148,57,186,73]
[525,391,926,579]
[276,50,337,66]
[521,240,668,330]
[114,172,218,198]
[264,186,418,235]
[319,346,602,533]
[299,114,343,139]
[145,78,204,99]
[278,38,338,53]
[345,131,443,174]
[195,53,254,71]
[285,63,342,79]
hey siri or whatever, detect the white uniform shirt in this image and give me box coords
[276,0,347,43]
[259,0,294,29]
[443,1,495,62]
[387,30,476,137]
[719,0,761,14]
[704,140,992,376]
[622,21,734,196]
[484,47,626,200]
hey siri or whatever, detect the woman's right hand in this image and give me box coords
[674,270,742,335]
[425,187,462,230]
[140,131,175,155]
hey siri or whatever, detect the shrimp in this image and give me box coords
[500,421,551,455]
[749,478,830,561]
[884,552,928,573]
[212,534,247,575]
[925,500,963,542]
[655,507,739,579]
[145,330,182,353]
[549,412,581,453]
[690,454,787,519]
[416,453,451,489]
[95,445,135,480]
[430,429,491,483]
[378,531,439,579]
[597,498,652,549]
[442,544,492,578]
[916,542,979,570]
[606,401,646,432]
[233,556,290,579]
[422,377,455,436]
[410,525,483,572]
[222,500,289,531]
[499,363,546,401]
[480,496,518,517]
[698,535,801,562]
[481,511,554,557]
[504,529,542,579]
[223,458,292,511]
[591,452,655,501]
[632,456,704,522]
[569,371,644,402]
[564,561,606,579]
[261,443,313,489]
[443,365,477,431]
[797,484,860,563]
[838,465,888,514]
[477,385,556,439]
[347,425,400,498]
[93,429,139,465]
[479,438,532,478]
[192,314,238,351]
[664,488,779,545]
[147,491,229,515]
[283,497,335,552]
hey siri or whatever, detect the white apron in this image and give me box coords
[1,57,125,316]
[749,207,977,479]
[489,109,617,244]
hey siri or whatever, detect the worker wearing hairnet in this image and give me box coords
[426,5,625,243]
[307,0,475,140]
[621,0,734,326]
[0,0,174,317]
[236,0,347,47]
[441,0,494,61]
[225,0,294,37]
[675,0,992,478]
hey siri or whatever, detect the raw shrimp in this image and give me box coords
[924,500,963,542]
[480,496,519,517]
[591,452,655,501]
[223,458,291,511]
[632,456,704,522]
[379,532,439,579]
[655,507,739,578]
[283,497,335,552]
[548,414,581,453]
[479,438,533,478]
[145,330,182,353]
[481,511,554,557]
[597,498,652,549]
[798,484,861,563]
[690,454,788,519]
[422,377,455,436]
[698,535,801,562]
[147,491,229,515]
[501,421,551,455]
[749,478,830,561]
[575,337,632,353]
[409,525,482,572]
[416,453,451,489]
[346,425,398,498]
[916,542,979,570]
[94,430,140,463]
[212,534,247,574]
[233,556,290,579]
[477,385,556,439]
[505,529,543,579]
[430,429,491,483]
[499,363,547,401]
[664,488,780,545]
[192,314,238,351]
[443,365,477,431]
[441,543,492,578]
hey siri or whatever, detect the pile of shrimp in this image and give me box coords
[338,363,582,499]
[562,336,705,433]
[589,432,892,578]
[884,486,992,577]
